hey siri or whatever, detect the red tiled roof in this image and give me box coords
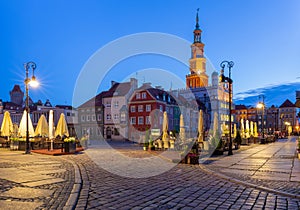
[78,92,104,108]
[235,104,247,110]
[279,99,296,108]
[102,82,132,98]
[78,81,133,108]
[55,105,74,110]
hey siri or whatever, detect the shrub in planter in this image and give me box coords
[233,131,242,149]
[64,137,76,153]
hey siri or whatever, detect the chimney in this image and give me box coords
[130,78,138,89]
[111,81,117,87]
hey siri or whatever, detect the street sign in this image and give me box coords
[151,129,161,136]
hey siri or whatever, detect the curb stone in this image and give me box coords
[63,158,82,210]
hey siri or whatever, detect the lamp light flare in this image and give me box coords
[29,78,39,88]
[257,103,264,109]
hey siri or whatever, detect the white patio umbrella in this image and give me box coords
[213,112,218,137]
[250,121,254,137]
[49,110,54,150]
[179,114,185,141]
[254,122,258,138]
[1,111,13,138]
[34,114,49,137]
[221,122,228,136]
[197,110,204,143]
[12,123,19,138]
[240,119,245,138]
[18,110,35,137]
[245,120,250,138]
[162,111,168,141]
[55,113,69,137]
[233,123,237,138]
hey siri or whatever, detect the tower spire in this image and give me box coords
[195,8,200,29]
[193,8,202,43]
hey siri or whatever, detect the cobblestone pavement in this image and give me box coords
[203,137,300,197]
[1,138,300,209]
[69,140,300,210]
[0,149,74,210]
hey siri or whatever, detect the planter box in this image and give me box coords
[64,142,76,153]
[187,155,199,164]
[18,141,26,151]
[180,154,199,164]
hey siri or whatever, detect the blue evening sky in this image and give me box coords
[0,0,299,106]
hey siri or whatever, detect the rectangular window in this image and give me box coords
[138,116,144,125]
[159,105,163,112]
[97,114,102,121]
[131,106,136,113]
[146,105,151,112]
[166,107,169,113]
[86,115,90,121]
[142,92,147,99]
[138,105,143,112]
[81,115,85,122]
[106,114,111,120]
[130,117,136,125]
[159,116,162,125]
[136,93,141,99]
[114,101,119,108]
[146,116,151,125]
[92,115,96,121]
[114,114,119,120]
[106,102,111,107]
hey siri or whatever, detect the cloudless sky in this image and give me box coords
[1,0,300,106]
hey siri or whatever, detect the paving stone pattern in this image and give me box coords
[71,151,300,209]
[205,137,300,197]
[0,150,75,210]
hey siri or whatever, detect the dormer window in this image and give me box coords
[136,93,140,99]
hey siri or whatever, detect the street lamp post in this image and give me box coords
[24,62,38,154]
[257,102,265,139]
[219,60,234,156]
